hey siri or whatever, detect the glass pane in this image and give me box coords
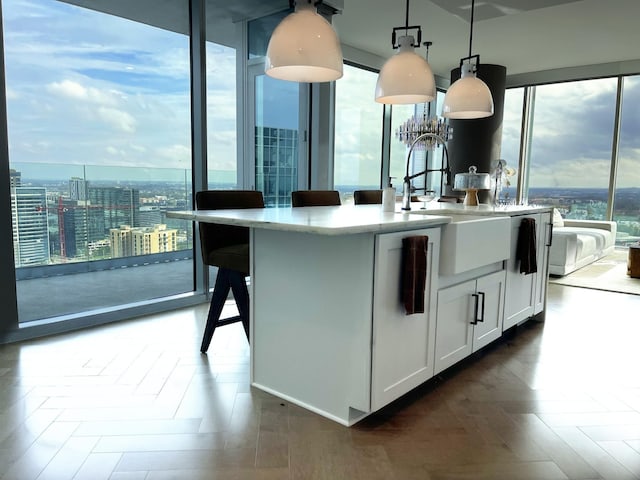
[248,9,289,59]
[254,75,299,207]
[206,41,237,188]
[498,87,525,203]
[527,78,617,220]
[4,0,193,323]
[613,75,640,246]
[390,91,447,197]
[333,65,383,198]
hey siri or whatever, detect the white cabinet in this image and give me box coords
[434,270,505,374]
[371,228,440,411]
[534,211,552,315]
[504,212,552,330]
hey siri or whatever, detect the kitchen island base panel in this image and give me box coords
[251,382,370,427]
[251,229,375,426]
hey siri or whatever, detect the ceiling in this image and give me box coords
[333,0,640,82]
[63,0,640,84]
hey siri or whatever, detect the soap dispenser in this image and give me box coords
[382,177,396,212]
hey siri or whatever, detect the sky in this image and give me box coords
[3,0,235,181]
[502,77,640,189]
[3,0,639,189]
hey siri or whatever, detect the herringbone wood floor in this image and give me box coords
[1,283,640,479]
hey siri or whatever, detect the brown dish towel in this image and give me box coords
[402,236,429,315]
[517,217,537,274]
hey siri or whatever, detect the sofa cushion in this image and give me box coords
[561,227,611,252]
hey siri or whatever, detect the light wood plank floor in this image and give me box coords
[2,283,640,479]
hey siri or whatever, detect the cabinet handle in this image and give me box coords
[546,222,554,247]
[471,293,479,325]
[477,291,485,322]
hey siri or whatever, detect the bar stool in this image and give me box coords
[353,189,383,205]
[195,190,264,353]
[291,190,341,207]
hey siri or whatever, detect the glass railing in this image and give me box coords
[10,162,235,324]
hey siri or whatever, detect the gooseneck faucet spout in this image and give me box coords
[402,132,451,211]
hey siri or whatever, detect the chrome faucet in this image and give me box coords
[402,132,451,211]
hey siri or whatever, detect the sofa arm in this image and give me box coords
[563,219,617,236]
[549,229,578,267]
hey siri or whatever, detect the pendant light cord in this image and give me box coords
[405,0,410,34]
[468,0,475,61]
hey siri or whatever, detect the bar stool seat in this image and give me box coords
[204,244,249,274]
[196,190,264,353]
[291,190,341,207]
[353,189,382,205]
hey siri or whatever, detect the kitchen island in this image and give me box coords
[169,202,552,426]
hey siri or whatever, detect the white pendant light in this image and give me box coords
[265,1,343,83]
[442,0,494,119]
[375,0,435,105]
[442,63,494,119]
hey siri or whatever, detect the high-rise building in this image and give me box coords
[11,187,50,266]
[139,205,163,227]
[110,224,178,258]
[58,199,106,258]
[69,177,89,201]
[9,169,21,189]
[110,225,133,258]
[132,224,178,256]
[255,126,298,207]
[88,186,140,232]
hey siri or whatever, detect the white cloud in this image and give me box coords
[155,144,191,165]
[46,79,119,106]
[106,146,125,156]
[96,107,137,133]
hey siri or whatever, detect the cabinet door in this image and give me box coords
[473,270,506,352]
[434,279,475,374]
[534,212,552,314]
[503,214,536,330]
[371,228,440,411]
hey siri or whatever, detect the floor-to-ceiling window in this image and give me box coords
[3,0,192,323]
[247,10,306,208]
[333,64,383,198]
[613,75,640,245]
[498,87,525,203]
[206,41,237,189]
[526,78,618,220]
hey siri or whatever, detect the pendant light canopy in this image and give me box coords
[265,1,343,83]
[375,0,435,105]
[442,0,494,119]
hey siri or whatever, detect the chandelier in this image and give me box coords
[396,113,451,151]
[395,41,452,151]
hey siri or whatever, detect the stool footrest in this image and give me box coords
[200,268,250,353]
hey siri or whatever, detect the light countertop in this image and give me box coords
[167,204,451,235]
[167,202,552,235]
[403,202,553,216]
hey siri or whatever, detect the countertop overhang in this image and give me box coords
[167,204,451,235]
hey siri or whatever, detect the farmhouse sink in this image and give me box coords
[406,211,511,275]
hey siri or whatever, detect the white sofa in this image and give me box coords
[549,212,617,276]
